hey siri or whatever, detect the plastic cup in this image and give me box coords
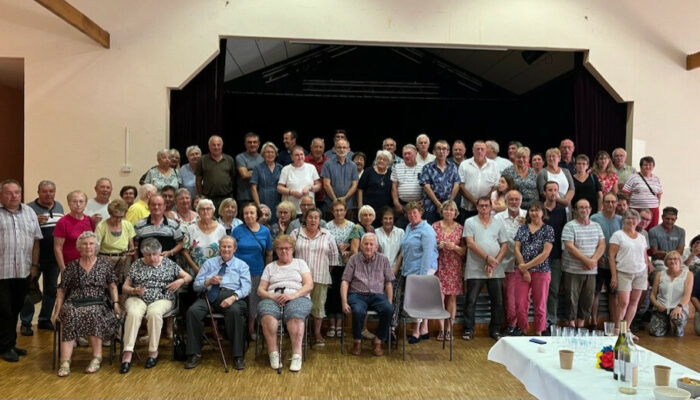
[559,350,574,369]
[654,365,671,386]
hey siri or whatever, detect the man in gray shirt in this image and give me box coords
[235,132,263,204]
[561,199,605,329]
[321,138,358,217]
[649,206,685,271]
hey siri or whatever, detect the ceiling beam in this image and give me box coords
[687,51,700,70]
[34,0,110,48]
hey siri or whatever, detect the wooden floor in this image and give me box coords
[2,325,699,400]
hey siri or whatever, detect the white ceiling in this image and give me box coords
[224,39,574,95]
[0,58,24,90]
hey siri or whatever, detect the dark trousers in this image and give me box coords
[347,293,394,341]
[20,261,59,326]
[424,209,440,225]
[0,278,28,352]
[463,278,504,335]
[186,290,248,358]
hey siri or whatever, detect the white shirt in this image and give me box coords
[493,156,513,173]
[376,226,405,266]
[458,158,500,211]
[85,198,109,220]
[278,163,320,211]
[495,209,527,273]
[416,152,436,168]
[609,230,649,274]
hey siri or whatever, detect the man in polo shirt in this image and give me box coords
[341,233,394,356]
[419,140,461,224]
[133,195,183,259]
[20,180,64,335]
[459,140,500,222]
[305,138,328,204]
[0,179,42,362]
[649,207,685,271]
[324,129,355,162]
[126,184,157,225]
[235,132,263,204]
[562,199,605,329]
[195,135,236,211]
[85,177,112,223]
[321,138,358,219]
[390,144,423,228]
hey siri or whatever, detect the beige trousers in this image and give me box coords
[123,297,172,353]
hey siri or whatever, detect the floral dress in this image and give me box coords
[183,223,226,276]
[433,221,464,295]
[58,258,121,341]
[596,173,618,195]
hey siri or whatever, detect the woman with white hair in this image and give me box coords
[119,238,191,373]
[251,141,283,224]
[143,148,183,192]
[51,231,121,377]
[357,150,393,227]
[503,146,538,209]
[182,199,226,275]
[180,145,202,198]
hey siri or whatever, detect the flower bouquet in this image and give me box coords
[596,345,613,371]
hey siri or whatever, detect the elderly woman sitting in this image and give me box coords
[258,234,313,372]
[648,251,694,337]
[51,231,121,377]
[119,238,191,374]
[143,148,183,192]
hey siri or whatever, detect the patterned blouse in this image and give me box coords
[144,167,183,192]
[291,227,340,285]
[325,220,355,266]
[503,166,538,206]
[418,161,462,214]
[514,224,555,273]
[596,172,618,195]
[127,257,181,304]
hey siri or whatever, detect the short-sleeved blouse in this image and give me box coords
[326,220,355,266]
[503,166,538,206]
[260,258,311,297]
[514,224,555,273]
[250,162,283,210]
[232,223,273,276]
[596,172,618,195]
[622,174,663,209]
[127,257,181,304]
[144,167,182,192]
[184,222,227,267]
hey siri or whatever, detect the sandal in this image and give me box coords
[57,359,71,377]
[326,329,335,338]
[445,330,453,341]
[85,356,102,374]
[436,331,445,341]
[336,326,343,337]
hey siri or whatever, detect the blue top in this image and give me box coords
[400,220,438,276]
[180,164,197,199]
[325,149,355,162]
[232,224,273,276]
[250,161,282,215]
[419,160,462,213]
[514,224,555,273]
[194,255,251,298]
[320,158,359,207]
[590,212,622,266]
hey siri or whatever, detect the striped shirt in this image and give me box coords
[291,227,340,285]
[0,204,43,279]
[390,163,423,203]
[342,252,394,294]
[561,219,604,275]
[134,215,184,256]
[622,174,663,209]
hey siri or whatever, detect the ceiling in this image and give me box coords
[224,39,575,95]
[0,58,24,90]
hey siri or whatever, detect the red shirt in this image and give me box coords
[305,154,329,203]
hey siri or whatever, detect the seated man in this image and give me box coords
[341,233,394,356]
[185,236,251,370]
[649,207,685,271]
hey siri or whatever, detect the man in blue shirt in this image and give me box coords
[185,236,251,370]
[419,140,461,224]
[590,192,623,328]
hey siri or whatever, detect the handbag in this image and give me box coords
[173,332,187,361]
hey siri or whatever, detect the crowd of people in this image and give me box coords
[1,129,698,376]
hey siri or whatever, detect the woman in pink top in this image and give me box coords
[53,190,95,271]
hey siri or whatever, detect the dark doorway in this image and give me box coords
[0,57,24,190]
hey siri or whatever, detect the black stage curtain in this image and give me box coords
[169,39,227,157]
[572,53,628,158]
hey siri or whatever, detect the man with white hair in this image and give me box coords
[459,140,500,221]
[341,233,394,356]
[85,177,112,222]
[485,140,512,172]
[391,144,424,228]
[376,138,403,165]
[126,184,157,225]
[612,147,637,190]
[559,139,576,175]
[415,133,435,168]
[195,135,236,211]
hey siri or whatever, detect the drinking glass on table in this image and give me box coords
[604,322,615,336]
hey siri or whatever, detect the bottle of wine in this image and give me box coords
[612,320,627,380]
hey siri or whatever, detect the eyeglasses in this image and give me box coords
[477,204,490,208]
[277,247,293,252]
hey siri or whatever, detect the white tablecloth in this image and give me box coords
[488,336,699,400]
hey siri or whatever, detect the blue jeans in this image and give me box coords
[347,293,394,341]
[20,261,59,326]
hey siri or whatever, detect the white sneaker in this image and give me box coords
[289,354,302,372]
[268,351,281,369]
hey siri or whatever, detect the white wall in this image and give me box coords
[1,0,698,233]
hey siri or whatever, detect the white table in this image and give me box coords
[488,336,699,400]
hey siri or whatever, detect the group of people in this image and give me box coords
[1,129,698,377]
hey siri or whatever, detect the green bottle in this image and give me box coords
[613,320,627,380]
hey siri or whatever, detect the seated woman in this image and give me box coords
[648,251,694,337]
[51,231,121,377]
[218,198,243,235]
[119,238,191,374]
[258,234,313,372]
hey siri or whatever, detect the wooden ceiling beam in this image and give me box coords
[34,0,110,49]
[687,51,700,70]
